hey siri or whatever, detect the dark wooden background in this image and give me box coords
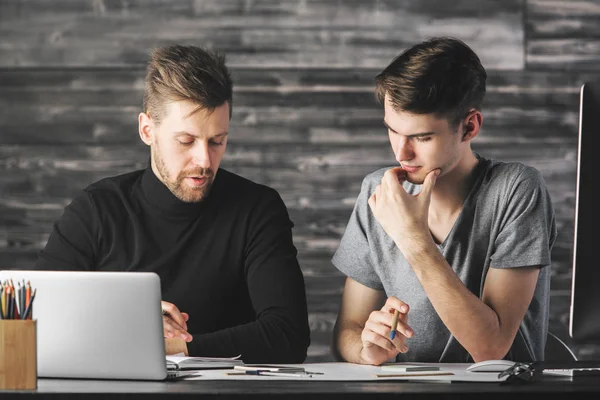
[1,0,599,361]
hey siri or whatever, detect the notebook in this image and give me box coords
[0,270,169,380]
[380,364,440,372]
[167,355,243,370]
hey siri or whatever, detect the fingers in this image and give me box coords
[367,308,413,342]
[359,297,415,363]
[363,300,413,351]
[368,179,385,212]
[420,168,440,197]
[383,168,405,189]
[368,191,376,210]
[163,316,193,342]
[161,301,187,330]
[161,301,192,342]
[361,325,399,353]
[382,296,409,315]
[394,167,408,182]
[363,315,409,353]
[370,167,408,212]
[382,297,413,339]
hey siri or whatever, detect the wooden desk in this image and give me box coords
[1,375,600,400]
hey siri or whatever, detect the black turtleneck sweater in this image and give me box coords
[34,165,310,363]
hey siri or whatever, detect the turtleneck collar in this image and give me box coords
[140,163,211,218]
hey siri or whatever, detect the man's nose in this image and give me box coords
[192,142,211,169]
[396,137,413,163]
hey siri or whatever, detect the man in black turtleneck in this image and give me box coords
[33,45,310,363]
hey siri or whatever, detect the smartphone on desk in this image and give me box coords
[233,365,306,373]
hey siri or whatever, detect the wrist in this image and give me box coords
[358,346,373,365]
[395,235,436,260]
[165,338,189,356]
[399,242,443,274]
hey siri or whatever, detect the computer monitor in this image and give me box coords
[569,80,600,342]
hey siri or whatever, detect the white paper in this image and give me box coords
[166,354,243,370]
[183,362,509,382]
[166,354,241,363]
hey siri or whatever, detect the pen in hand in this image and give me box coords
[390,309,399,340]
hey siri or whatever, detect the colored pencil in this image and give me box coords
[390,309,399,340]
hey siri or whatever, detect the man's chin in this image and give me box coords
[178,184,212,203]
[404,173,425,185]
[177,189,205,203]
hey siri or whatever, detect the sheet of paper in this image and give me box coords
[183,362,509,382]
[166,354,242,363]
[166,354,243,370]
[380,363,440,372]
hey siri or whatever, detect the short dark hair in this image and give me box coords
[375,36,487,128]
[143,44,233,124]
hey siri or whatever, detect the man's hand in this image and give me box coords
[165,338,189,356]
[368,168,439,252]
[359,296,413,365]
[161,301,193,342]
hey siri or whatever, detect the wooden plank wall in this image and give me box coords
[1,0,599,361]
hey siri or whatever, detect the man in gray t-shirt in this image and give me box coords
[331,37,557,365]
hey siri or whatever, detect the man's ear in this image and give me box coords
[139,112,154,146]
[461,110,483,142]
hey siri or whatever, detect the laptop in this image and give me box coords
[0,270,171,380]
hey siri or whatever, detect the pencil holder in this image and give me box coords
[0,319,37,390]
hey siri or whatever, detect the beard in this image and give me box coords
[153,148,215,203]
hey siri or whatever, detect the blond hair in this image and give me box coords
[143,44,233,123]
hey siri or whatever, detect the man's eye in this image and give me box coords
[415,136,432,143]
[178,140,193,146]
[210,141,224,146]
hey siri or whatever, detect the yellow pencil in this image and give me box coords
[390,309,399,340]
[2,283,7,318]
[0,285,4,319]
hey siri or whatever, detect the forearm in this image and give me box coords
[187,312,309,363]
[401,241,506,361]
[332,321,367,364]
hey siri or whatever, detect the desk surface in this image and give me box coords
[2,375,600,400]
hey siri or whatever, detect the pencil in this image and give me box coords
[3,283,8,319]
[22,288,36,320]
[1,284,5,319]
[390,309,399,340]
[16,281,22,319]
[26,281,31,305]
[20,280,25,318]
[25,281,31,319]
[7,285,13,319]
[13,283,20,320]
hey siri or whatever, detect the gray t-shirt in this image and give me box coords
[332,154,557,362]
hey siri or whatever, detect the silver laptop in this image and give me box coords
[0,270,168,380]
